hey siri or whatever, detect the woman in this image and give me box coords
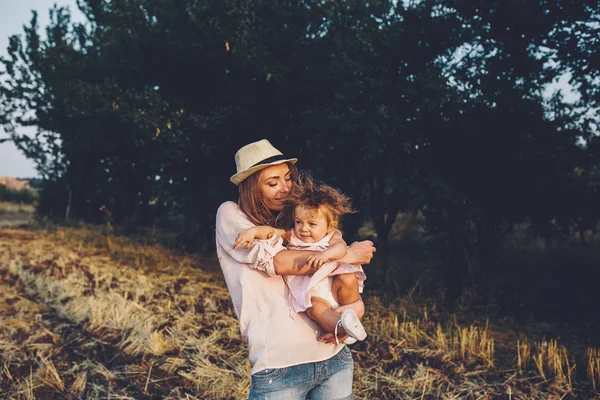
[215,139,376,399]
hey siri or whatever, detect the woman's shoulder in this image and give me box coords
[216,201,244,221]
[216,201,249,226]
[217,201,239,213]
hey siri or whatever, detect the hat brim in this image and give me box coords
[230,158,298,185]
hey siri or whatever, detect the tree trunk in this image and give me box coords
[369,168,402,280]
[340,182,363,242]
[65,187,72,222]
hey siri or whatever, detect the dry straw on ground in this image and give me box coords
[0,226,598,399]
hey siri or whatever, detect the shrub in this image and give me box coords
[0,184,39,204]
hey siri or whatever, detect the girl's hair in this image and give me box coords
[288,173,355,229]
[238,162,299,227]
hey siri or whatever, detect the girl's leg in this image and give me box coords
[308,296,366,344]
[331,273,360,306]
[306,297,348,335]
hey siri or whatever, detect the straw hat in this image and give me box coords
[230,139,297,185]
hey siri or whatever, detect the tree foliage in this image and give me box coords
[1,0,598,299]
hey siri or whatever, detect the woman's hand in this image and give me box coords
[344,240,376,265]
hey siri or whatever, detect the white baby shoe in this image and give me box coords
[334,309,367,345]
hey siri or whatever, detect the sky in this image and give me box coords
[0,0,84,178]
[0,1,581,179]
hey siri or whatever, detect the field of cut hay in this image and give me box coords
[0,226,598,399]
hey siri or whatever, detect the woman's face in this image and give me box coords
[258,163,292,212]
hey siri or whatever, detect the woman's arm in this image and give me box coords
[216,202,288,277]
[273,249,322,275]
[274,240,375,275]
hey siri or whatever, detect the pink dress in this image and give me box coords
[284,230,366,313]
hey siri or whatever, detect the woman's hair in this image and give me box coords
[238,162,299,227]
[288,173,355,229]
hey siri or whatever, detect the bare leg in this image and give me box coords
[332,273,360,306]
[306,297,347,336]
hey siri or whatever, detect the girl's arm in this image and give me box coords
[306,231,347,269]
[234,226,286,249]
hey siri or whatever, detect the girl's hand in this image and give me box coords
[234,228,256,249]
[306,253,330,270]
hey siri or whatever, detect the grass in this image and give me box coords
[0,202,35,213]
[0,202,35,219]
[0,224,598,398]
[0,202,35,231]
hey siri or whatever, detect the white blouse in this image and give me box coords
[215,201,343,375]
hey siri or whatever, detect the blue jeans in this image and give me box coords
[248,346,354,400]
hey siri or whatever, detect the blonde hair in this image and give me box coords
[238,163,299,227]
[287,174,355,229]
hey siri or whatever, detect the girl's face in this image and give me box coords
[293,205,331,243]
[258,163,292,212]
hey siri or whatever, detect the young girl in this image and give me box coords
[234,175,367,344]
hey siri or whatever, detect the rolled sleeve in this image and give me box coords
[216,202,287,276]
[254,235,286,277]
